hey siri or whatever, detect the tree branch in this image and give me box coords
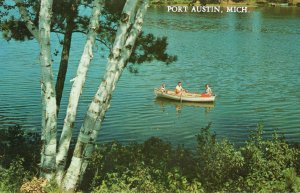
[14,0,39,40]
[52,29,112,51]
[96,37,111,50]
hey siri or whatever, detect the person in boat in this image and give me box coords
[160,83,166,93]
[202,84,213,96]
[175,82,187,94]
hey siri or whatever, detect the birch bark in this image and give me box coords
[62,0,149,191]
[63,0,137,191]
[55,0,103,184]
[80,1,150,172]
[38,0,57,180]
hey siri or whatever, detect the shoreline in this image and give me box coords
[150,2,300,8]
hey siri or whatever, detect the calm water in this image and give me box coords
[0,7,300,147]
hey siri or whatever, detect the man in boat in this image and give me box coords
[202,84,213,97]
[175,82,187,94]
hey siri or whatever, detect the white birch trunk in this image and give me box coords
[80,0,149,181]
[14,0,39,40]
[61,0,140,191]
[38,0,57,180]
[55,0,103,184]
[62,0,149,191]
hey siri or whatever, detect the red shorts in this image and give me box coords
[201,93,211,97]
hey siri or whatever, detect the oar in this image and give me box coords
[180,92,183,103]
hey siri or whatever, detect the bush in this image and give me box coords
[85,138,202,192]
[1,124,300,192]
[0,124,41,172]
[0,125,41,192]
[88,124,300,192]
[195,123,244,191]
[234,125,299,192]
[0,157,30,193]
[91,165,204,193]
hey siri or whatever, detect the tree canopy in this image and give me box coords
[0,0,177,113]
[0,0,177,65]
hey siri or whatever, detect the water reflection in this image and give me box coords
[155,98,215,114]
[1,6,300,146]
[146,7,300,34]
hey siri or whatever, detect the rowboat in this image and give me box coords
[155,98,215,108]
[154,88,216,102]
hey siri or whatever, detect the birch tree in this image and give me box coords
[61,0,151,191]
[38,0,57,180]
[70,2,151,187]
[55,0,103,183]
[61,0,140,190]
[1,0,173,191]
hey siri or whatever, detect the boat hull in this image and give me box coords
[154,89,216,102]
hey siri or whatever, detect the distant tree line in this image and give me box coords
[150,0,291,5]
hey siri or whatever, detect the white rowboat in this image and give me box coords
[154,88,216,102]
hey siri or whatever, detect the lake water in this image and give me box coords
[0,7,300,147]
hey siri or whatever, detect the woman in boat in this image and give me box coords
[160,83,166,93]
[203,84,213,96]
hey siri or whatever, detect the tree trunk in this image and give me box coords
[38,0,57,180]
[15,0,39,40]
[61,0,149,191]
[81,0,149,184]
[80,2,150,172]
[55,2,77,114]
[55,0,103,184]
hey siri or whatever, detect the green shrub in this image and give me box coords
[235,124,299,192]
[1,124,300,193]
[195,123,244,191]
[0,157,30,193]
[91,165,203,193]
[0,125,40,192]
[86,124,300,192]
[0,125,41,172]
[86,138,201,192]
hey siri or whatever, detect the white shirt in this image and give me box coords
[206,86,212,95]
[176,85,182,91]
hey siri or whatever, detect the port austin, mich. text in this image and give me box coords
[167,6,248,13]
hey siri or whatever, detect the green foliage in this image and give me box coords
[0,157,30,193]
[43,178,61,193]
[91,166,165,193]
[234,124,299,192]
[231,0,246,3]
[84,138,202,192]
[0,18,34,41]
[1,124,300,192]
[91,165,203,193]
[0,124,41,172]
[151,0,192,5]
[87,124,300,192]
[283,168,300,192]
[0,0,177,66]
[129,33,178,65]
[196,123,244,191]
